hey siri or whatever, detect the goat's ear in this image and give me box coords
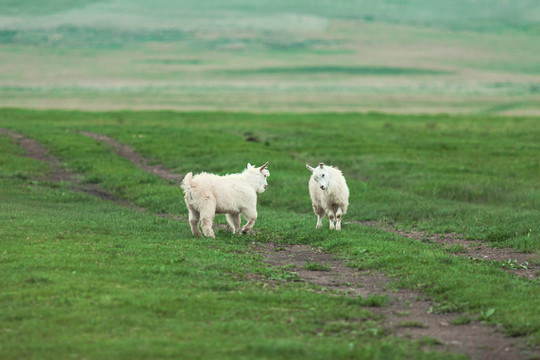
[259,161,269,172]
[247,163,253,168]
[306,164,315,172]
[319,163,324,169]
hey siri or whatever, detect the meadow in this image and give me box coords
[1,0,540,358]
[1,109,539,359]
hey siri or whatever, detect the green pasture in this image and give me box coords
[1,0,540,357]
[1,109,539,359]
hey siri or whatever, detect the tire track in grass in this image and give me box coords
[5,129,538,359]
[1,129,121,203]
[79,132,182,183]
[1,128,185,220]
[80,132,540,359]
[355,221,538,280]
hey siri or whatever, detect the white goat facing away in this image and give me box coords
[306,163,349,230]
[181,162,270,238]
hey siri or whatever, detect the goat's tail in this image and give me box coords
[181,172,193,192]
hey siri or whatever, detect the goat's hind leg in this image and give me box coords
[226,213,241,234]
[335,207,343,231]
[313,205,325,229]
[187,207,202,236]
[328,210,336,230]
[199,200,216,238]
[233,214,241,233]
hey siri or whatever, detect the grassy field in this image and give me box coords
[1,1,540,358]
[1,0,540,114]
[1,109,539,359]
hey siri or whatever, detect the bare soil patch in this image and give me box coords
[257,243,539,360]
[356,221,538,279]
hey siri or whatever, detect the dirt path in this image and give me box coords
[3,129,539,359]
[356,221,538,280]
[258,243,538,359]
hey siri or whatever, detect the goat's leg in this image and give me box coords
[328,210,336,230]
[226,213,241,233]
[199,200,216,238]
[241,208,257,234]
[233,214,241,233]
[200,214,215,238]
[335,207,343,231]
[313,205,325,229]
[188,207,202,236]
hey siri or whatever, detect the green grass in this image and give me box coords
[347,295,390,308]
[451,316,473,326]
[303,261,332,271]
[1,1,539,356]
[1,108,539,357]
[2,180,413,359]
[0,114,465,359]
[445,244,467,254]
[399,321,428,329]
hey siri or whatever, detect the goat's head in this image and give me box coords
[306,162,329,190]
[248,162,270,193]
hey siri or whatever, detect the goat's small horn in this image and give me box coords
[319,162,324,168]
[260,161,269,171]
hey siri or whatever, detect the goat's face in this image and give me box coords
[258,168,270,193]
[248,162,270,193]
[306,163,329,190]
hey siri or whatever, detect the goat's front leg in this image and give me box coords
[241,208,257,234]
[335,207,343,231]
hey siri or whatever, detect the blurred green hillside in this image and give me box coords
[1,0,539,113]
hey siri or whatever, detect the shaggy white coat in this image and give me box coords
[306,163,349,230]
[181,162,269,237]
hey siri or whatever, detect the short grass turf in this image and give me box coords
[1,109,539,358]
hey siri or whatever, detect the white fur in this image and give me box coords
[306,163,349,230]
[181,162,269,237]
